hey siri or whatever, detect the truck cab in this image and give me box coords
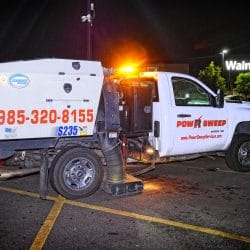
[150,72,229,156]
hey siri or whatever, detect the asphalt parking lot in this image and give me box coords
[0,156,250,249]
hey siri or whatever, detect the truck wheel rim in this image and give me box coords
[238,142,250,166]
[63,158,95,190]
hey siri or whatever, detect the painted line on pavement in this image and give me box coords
[0,186,56,200]
[65,199,250,244]
[1,185,250,244]
[30,195,65,250]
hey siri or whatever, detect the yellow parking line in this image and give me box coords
[1,185,250,244]
[30,195,65,250]
[65,199,250,243]
[0,186,56,201]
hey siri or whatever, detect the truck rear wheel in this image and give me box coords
[49,146,103,199]
[225,135,250,172]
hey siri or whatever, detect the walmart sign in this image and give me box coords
[225,60,250,71]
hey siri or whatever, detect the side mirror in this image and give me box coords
[216,89,224,108]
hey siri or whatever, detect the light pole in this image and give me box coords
[81,0,95,60]
[220,49,228,73]
[220,49,230,91]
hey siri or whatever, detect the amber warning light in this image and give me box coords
[109,62,159,80]
[116,62,140,76]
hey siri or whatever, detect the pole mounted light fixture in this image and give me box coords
[220,49,228,55]
[81,1,95,60]
[81,1,95,26]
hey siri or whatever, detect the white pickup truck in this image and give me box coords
[0,59,249,199]
[143,71,250,173]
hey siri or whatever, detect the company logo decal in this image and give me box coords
[9,74,30,88]
[4,127,17,139]
[177,116,227,128]
[177,116,227,141]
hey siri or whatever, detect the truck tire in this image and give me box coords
[49,146,103,199]
[225,135,250,172]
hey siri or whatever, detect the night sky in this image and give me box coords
[1,0,250,74]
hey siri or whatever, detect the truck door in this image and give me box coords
[168,76,229,155]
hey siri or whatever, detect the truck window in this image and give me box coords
[172,77,212,106]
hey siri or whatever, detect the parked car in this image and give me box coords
[224,95,245,103]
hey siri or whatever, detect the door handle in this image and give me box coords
[177,114,191,118]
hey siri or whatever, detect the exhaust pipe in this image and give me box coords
[0,167,40,180]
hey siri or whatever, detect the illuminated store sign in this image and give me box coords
[225,60,250,71]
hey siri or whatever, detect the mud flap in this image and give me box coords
[39,150,48,200]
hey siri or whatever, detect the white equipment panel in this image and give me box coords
[0,59,104,140]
